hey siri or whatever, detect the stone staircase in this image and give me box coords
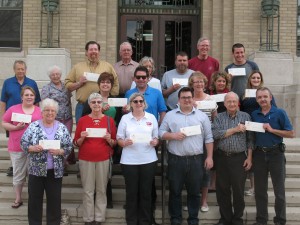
[0,132,300,225]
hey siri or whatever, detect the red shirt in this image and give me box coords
[74,115,116,162]
[188,56,220,88]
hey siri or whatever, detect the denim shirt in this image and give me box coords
[21,120,72,178]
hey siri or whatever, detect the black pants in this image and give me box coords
[216,151,247,225]
[28,170,62,225]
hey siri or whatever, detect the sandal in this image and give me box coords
[11,201,23,209]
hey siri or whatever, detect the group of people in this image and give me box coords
[0,38,294,225]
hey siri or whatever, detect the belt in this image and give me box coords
[218,150,245,157]
[256,143,281,152]
[168,152,202,159]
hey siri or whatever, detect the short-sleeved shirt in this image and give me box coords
[2,104,42,152]
[161,69,194,109]
[1,76,41,110]
[188,56,219,87]
[125,86,167,121]
[251,105,293,147]
[225,60,259,98]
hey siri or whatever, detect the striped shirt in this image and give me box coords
[212,110,254,153]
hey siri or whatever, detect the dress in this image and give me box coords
[161,69,194,109]
[188,56,219,87]
[251,106,293,225]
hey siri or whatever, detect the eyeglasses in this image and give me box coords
[132,100,144,104]
[193,81,204,84]
[100,81,111,84]
[90,100,102,104]
[135,76,148,80]
[43,109,56,113]
[180,96,193,100]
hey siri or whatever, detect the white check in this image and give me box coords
[172,78,188,86]
[86,128,107,137]
[245,121,265,133]
[210,93,226,102]
[11,113,32,123]
[245,89,257,98]
[108,98,128,107]
[180,125,202,136]
[84,72,100,82]
[130,133,152,143]
[228,68,246,76]
[196,100,217,110]
[39,140,61,149]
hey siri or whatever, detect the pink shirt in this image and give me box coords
[2,104,42,152]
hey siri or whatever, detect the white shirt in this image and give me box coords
[117,112,158,165]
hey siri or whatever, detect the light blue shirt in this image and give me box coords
[159,107,214,156]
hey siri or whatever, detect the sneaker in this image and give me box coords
[6,166,13,177]
[200,205,209,212]
[183,206,188,211]
[245,189,255,196]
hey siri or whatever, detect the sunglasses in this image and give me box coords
[135,76,147,80]
[90,100,102,104]
[132,100,144,104]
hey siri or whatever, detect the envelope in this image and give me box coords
[39,140,61,149]
[245,121,265,133]
[196,100,217,110]
[228,68,246,76]
[86,128,107,137]
[84,72,100,82]
[210,93,226,102]
[108,98,128,107]
[11,113,32,123]
[130,133,152,143]
[172,78,188,86]
[180,125,202,136]
[245,89,257,98]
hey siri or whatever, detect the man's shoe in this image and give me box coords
[6,166,13,177]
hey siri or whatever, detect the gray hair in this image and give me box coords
[47,65,62,77]
[128,93,148,111]
[197,37,210,46]
[88,93,103,104]
[139,56,155,75]
[40,98,59,112]
[224,91,239,102]
[119,41,132,51]
[13,60,27,69]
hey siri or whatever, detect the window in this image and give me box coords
[0,0,23,50]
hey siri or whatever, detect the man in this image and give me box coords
[0,60,41,177]
[188,37,219,88]
[251,87,294,225]
[65,41,119,123]
[159,87,213,225]
[125,66,167,125]
[161,52,194,110]
[212,92,254,225]
[114,41,139,97]
[225,43,259,99]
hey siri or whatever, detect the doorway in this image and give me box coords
[120,15,199,78]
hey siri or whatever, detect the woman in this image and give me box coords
[2,86,42,209]
[240,71,276,196]
[117,93,159,225]
[131,56,162,92]
[74,93,117,225]
[188,72,217,212]
[41,65,75,165]
[81,72,117,208]
[20,98,72,225]
[210,71,231,113]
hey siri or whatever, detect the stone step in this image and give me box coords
[0,202,299,225]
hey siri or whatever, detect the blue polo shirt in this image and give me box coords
[251,105,293,147]
[125,86,167,121]
[1,76,41,110]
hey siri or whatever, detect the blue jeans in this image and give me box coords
[75,102,84,124]
[167,153,203,225]
[253,150,286,225]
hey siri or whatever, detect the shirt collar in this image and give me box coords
[175,106,196,115]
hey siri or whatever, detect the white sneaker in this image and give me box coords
[183,206,188,211]
[244,189,255,196]
[200,205,209,212]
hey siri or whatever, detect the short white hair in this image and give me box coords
[47,65,62,77]
[88,93,103,104]
[40,98,59,112]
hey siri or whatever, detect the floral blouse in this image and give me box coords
[21,120,72,178]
